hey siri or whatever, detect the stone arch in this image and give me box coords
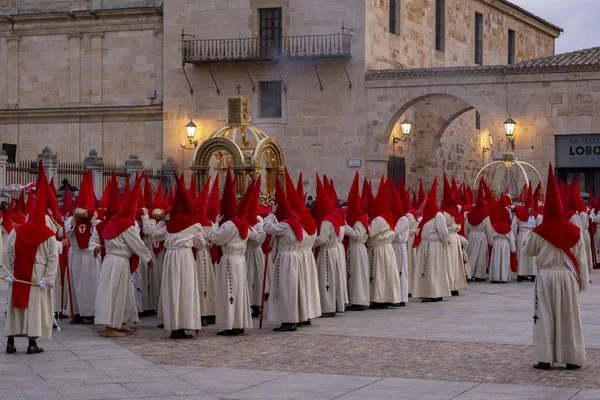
[253,138,286,195]
[191,137,246,192]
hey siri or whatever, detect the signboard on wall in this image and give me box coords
[555,134,600,168]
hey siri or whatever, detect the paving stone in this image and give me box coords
[181,367,293,396]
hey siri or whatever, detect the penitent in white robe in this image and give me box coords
[464,215,493,280]
[193,225,216,318]
[392,216,410,303]
[407,214,418,295]
[489,230,516,283]
[593,210,600,266]
[45,216,64,314]
[2,231,58,339]
[578,212,594,273]
[63,217,101,317]
[263,214,301,324]
[209,221,253,331]
[94,227,152,329]
[524,232,586,366]
[159,224,204,331]
[444,212,468,292]
[570,215,590,290]
[368,217,401,304]
[344,221,369,306]
[297,231,321,321]
[512,215,542,277]
[314,221,348,313]
[132,215,156,312]
[246,219,266,307]
[411,213,451,299]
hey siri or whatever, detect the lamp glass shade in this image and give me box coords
[504,117,516,138]
[186,120,197,140]
[400,118,412,136]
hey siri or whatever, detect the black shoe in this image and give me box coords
[566,364,581,370]
[517,276,524,282]
[264,293,269,302]
[370,302,388,309]
[530,276,536,282]
[421,298,436,303]
[435,297,443,302]
[398,302,406,307]
[201,317,208,327]
[234,329,245,335]
[273,324,297,332]
[302,320,312,326]
[501,281,507,284]
[533,362,551,370]
[490,281,498,284]
[27,345,44,355]
[157,323,164,329]
[72,315,84,324]
[320,312,336,317]
[217,329,238,336]
[206,316,216,325]
[138,311,149,318]
[170,330,192,339]
[389,303,404,307]
[451,291,459,296]
[408,294,412,298]
[346,305,366,311]
[5,343,16,354]
[251,306,260,318]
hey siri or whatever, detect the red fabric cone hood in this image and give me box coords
[205,174,220,223]
[414,178,439,248]
[296,172,305,202]
[194,177,212,226]
[387,175,405,222]
[103,174,142,240]
[275,175,303,241]
[371,175,395,229]
[2,199,14,233]
[285,169,316,235]
[314,174,342,235]
[166,174,198,233]
[220,168,250,240]
[418,180,426,207]
[467,180,488,227]
[346,172,369,233]
[245,175,263,226]
[153,181,164,210]
[440,173,460,223]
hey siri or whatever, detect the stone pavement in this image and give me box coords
[0,272,599,399]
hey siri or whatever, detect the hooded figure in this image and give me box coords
[592,192,600,268]
[573,181,594,274]
[489,192,517,284]
[242,176,267,318]
[398,176,419,296]
[367,176,401,308]
[208,168,253,336]
[313,174,348,316]
[388,176,410,306]
[440,174,468,295]
[2,171,58,354]
[512,184,542,281]
[61,172,101,322]
[263,176,304,332]
[0,200,15,266]
[411,178,452,301]
[464,180,494,281]
[344,172,370,310]
[94,175,152,338]
[524,164,586,370]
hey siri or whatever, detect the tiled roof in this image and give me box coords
[497,0,563,33]
[366,47,600,81]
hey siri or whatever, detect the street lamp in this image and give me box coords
[186,120,198,147]
[504,116,516,150]
[483,134,493,154]
[393,118,412,144]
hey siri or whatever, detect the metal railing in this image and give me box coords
[183,33,352,63]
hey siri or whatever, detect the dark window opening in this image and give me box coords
[435,0,445,51]
[475,111,481,130]
[259,8,282,58]
[508,29,516,64]
[475,12,483,65]
[259,81,282,118]
[389,0,399,35]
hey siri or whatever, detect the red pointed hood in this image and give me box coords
[275,176,303,241]
[360,177,372,217]
[466,185,474,206]
[345,172,369,233]
[153,182,165,210]
[75,171,95,211]
[533,164,581,281]
[166,174,198,233]
[330,180,341,208]
[296,172,305,202]
[467,180,488,226]
[144,175,154,210]
[589,191,596,210]
[492,196,512,234]
[418,180,426,207]
[314,174,342,235]
[441,173,460,223]
[205,174,220,223]
[371,175,395,229]
[574,180,587,213]
[451,175,459,197]
[220,168,250,240]
[2,199,14,233]
[189,174,198,202]
[285,169,316,235]
[12,190,26,225]
[533,182,542,211]
[194,177,211,226]
[24,189,34,215]
[16,169,54,244]
[106,172,121,216]
[411,192,418,211]
[387,175,405,222]
[396,176,411,213]
[516,184,538,221]
[245,175,263,226]
[60,186,75,216]
[99,176,112,208]
[103,175,143,240]
[237,179,254,217]
[122,175,131,201]
[414,178,439,248]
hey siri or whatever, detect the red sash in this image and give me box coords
[74,219,92,249]
[152,240,164,255]
[130,255,140,274]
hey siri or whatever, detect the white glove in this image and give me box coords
[38,280,52,291]
[4,277,14,284]
[527,215,536,229]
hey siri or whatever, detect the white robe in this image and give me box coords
[512,215,541,277]
[578,212,594,273]
[444,212,468,292]
[45,216,64,314]
[592,210,600,266]
[489,230,516,283]
[314,220,348,313]
[464,215,493,280]
[131,215,156,312]
[407,214,418,295]
[159,224,204,331]
[147,219,166,312]
[246,219,266,307]
[2,231,58,339]
[94,227,152,329]
[208,221,253,330]
[411,213,451,299]
[63,217,101,317]
[392,216,409,303]
[367,217,401,304]
[297,231,321,320]
[194,225,216,318]
[570,215,590,290]
[524,232,586,366]
[344,221,369,306]
[263,214,301,324]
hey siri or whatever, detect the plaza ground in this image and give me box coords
[1,271,600,400]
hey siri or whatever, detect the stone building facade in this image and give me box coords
[0,0,569,197]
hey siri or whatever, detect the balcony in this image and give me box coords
[182,33,352,64]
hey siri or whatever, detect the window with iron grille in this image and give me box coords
[259,81,282,118]
[475,111,481,130]
[475,12,483,65]
[435,0,445,51]
[508,29,516,64]
[389,0,399,35]
[259,8,282,58]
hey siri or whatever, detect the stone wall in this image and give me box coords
[365,0,558,70]
[0,0,161,13]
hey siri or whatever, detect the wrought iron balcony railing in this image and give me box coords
[182,33,351,63]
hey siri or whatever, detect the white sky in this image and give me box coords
[510,0,600,54]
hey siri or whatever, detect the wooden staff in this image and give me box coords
[0,276,39,286]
